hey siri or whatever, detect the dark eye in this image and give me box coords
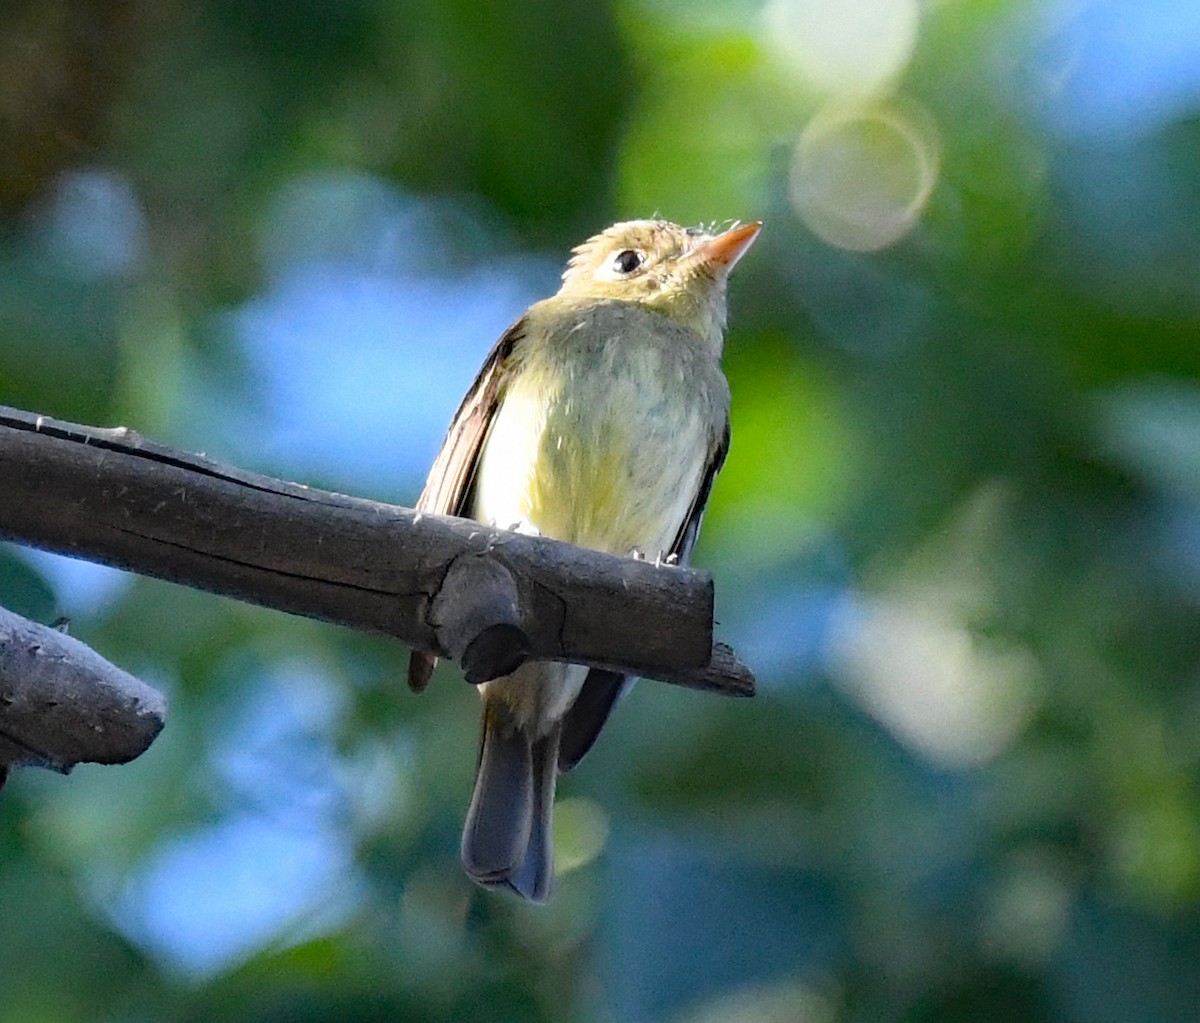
[612,249,643,274]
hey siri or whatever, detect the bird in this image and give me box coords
[408,218,761,901]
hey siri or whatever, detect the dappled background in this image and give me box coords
[3,0,1200,1020]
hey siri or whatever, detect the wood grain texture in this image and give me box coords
[0,406,755,695]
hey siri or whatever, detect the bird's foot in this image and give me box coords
[490,518,541,537]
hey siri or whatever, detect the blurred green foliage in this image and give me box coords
[3,0,1200,1021]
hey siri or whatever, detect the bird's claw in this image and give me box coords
[490,518,541,537]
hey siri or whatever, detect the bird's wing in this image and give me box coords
[416,319,525,517]
[558,418,730,771]
[665,417,730,569]
[406,319,525,692]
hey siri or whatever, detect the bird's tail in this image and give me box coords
[461,699,558,902]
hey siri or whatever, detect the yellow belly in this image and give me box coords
[472,353,709,558]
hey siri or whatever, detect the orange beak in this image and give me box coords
[691,221,762,271]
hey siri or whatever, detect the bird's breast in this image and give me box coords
[472,332,721,558]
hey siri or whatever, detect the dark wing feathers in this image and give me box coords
[667,418,730,569]
[558,419,730,771]
[406,320,524,692]
[557,668,627,772]
[416,320,523,517]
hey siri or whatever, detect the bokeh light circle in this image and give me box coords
[789,99,940,252]
[763,0,920,96]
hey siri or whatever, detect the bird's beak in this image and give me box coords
[690,221,763,272]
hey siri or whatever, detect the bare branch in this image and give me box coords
[0,605,167,785]
[0,405,754,696]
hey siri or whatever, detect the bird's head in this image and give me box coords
[557,219,761,350]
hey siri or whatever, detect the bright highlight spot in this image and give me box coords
[554,797,610,875]
[829,596,1038,768]
[790,100,940,252]
[763,0,920,96]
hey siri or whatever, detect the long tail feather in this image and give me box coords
[461,701,558,901]
[506,728,558,901]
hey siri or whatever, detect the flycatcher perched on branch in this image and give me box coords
[409,218,761,900]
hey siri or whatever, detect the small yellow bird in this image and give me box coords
[409,218,761,900]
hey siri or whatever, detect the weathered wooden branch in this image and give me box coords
[0,405,755,700]
[0,605,167,787]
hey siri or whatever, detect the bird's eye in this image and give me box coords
[611,249,644,275]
